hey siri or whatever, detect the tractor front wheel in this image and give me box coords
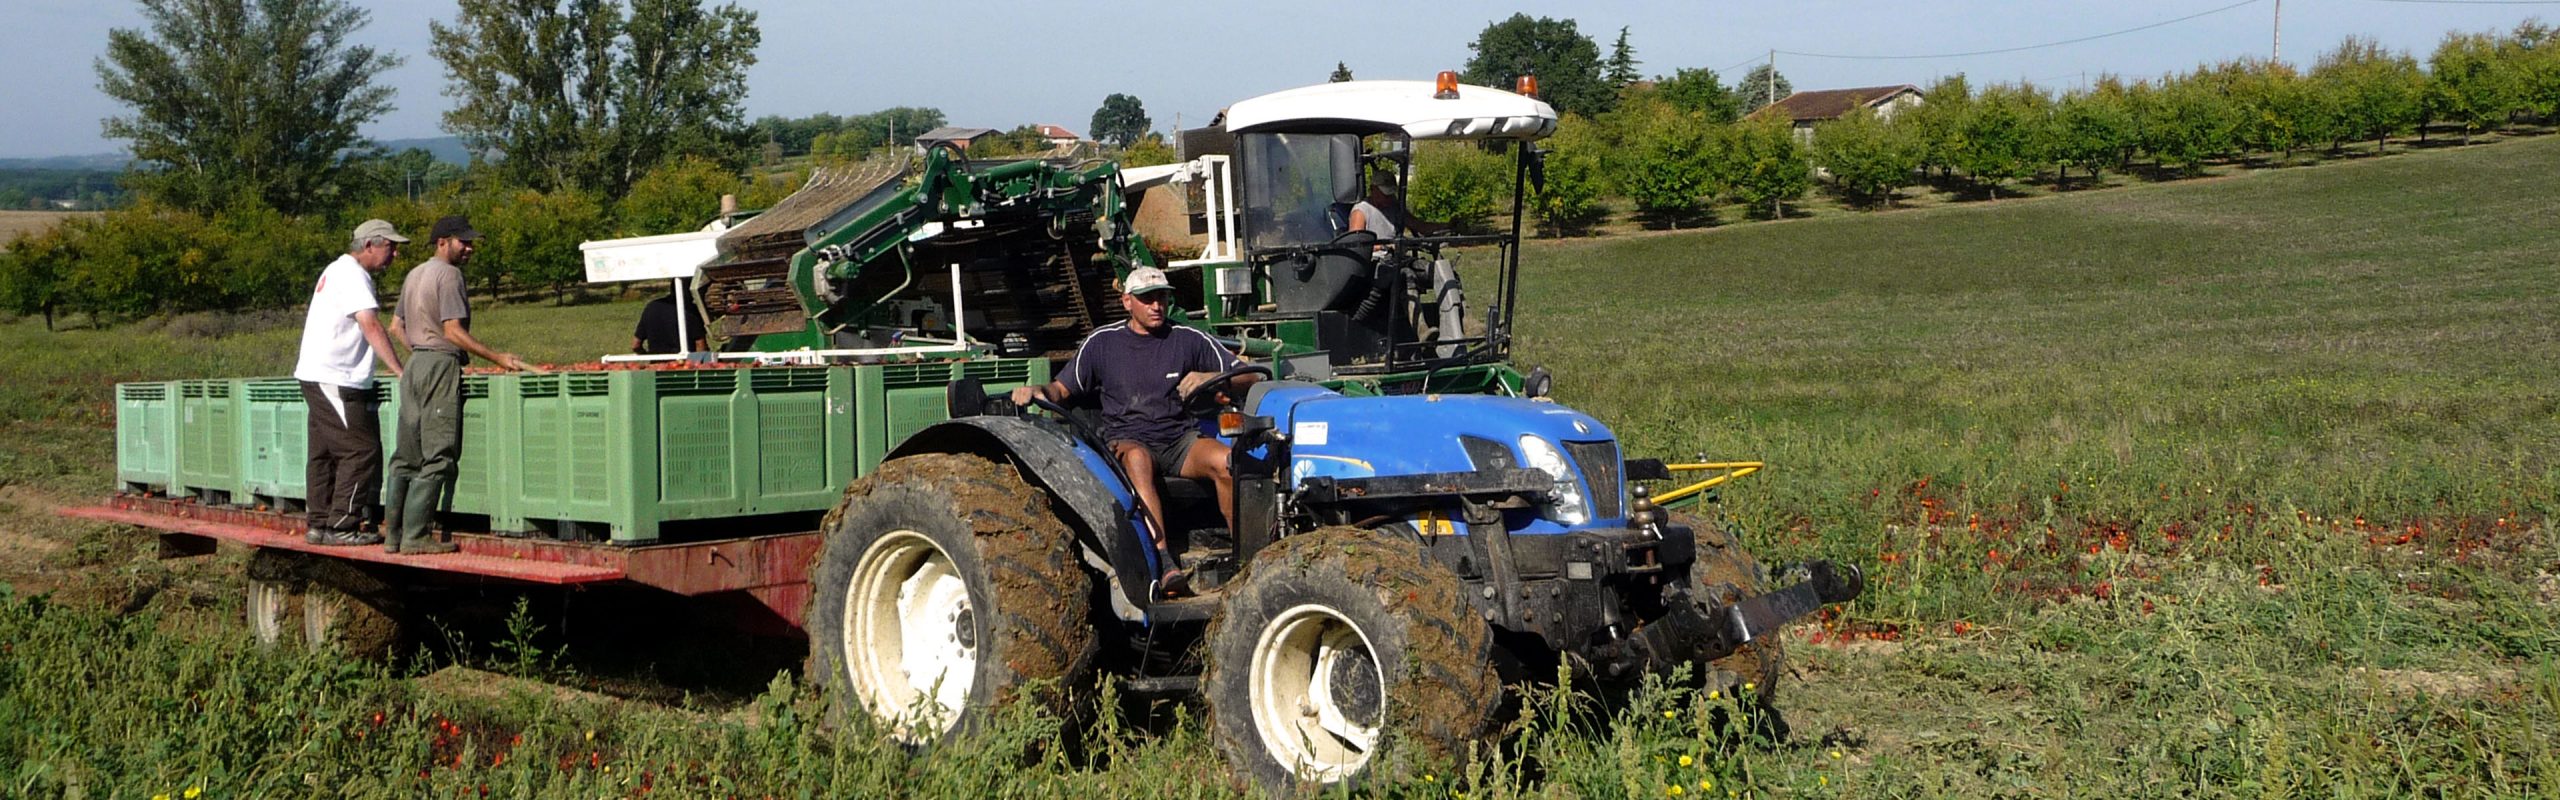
[1204,528,1499,792]
[805,453,1095,744]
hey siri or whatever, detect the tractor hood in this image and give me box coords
[1257,389,1628,529]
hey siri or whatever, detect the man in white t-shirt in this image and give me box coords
[293,219,409,545]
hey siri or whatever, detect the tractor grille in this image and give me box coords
[1563,441,1624,520]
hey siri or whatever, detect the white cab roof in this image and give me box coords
[1222,80,1558,141]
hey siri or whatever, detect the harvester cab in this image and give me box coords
[812,77,1866,793]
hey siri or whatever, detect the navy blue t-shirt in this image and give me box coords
[1058,322,1240,448]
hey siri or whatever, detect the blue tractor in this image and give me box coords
[797,76,1864,792]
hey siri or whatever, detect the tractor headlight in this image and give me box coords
[1517,435,1589,525]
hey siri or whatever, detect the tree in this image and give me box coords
[472,187,609,304]
[619,156,742,235]
[1898,74,1974,180]
[96,0,401,215]
[1605,27,1641,90]
[2050,88,2134,183]
[1610,100,1719,227]
[1736,63,1793,112]
[1955,83,2051,195]
[1408,141,1513,233]
[1090,94,1151,148]
[434,0,761,197]
[2138,72,2239,175]
[1531,115,1609,235]
[1723,115,1812,218]
[1120,133,1180,168]
[2426,32,2520,142]
[2313,36,2425,152]
[1810,105,1919,205]
[1331,62,1354,83]
[1461,13,1612,116]
[1652,67,1742,123]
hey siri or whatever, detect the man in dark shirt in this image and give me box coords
[1011,267,1253,590]
[632,282,708,355]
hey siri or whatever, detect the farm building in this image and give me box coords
[912,126,997,152]
[1757,85,1924,142]
[1035,124,1082,148]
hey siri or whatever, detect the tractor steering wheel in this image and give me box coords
[1178,363,1274,411]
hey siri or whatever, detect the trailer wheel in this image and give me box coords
[1204,528,1499,792]
[806,453,1094,743]
[242,549,408,659]
[245,548,303,647]
[1680,513,1788,730]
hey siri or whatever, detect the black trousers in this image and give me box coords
[301,381,383,531]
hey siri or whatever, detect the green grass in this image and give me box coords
[4,136,2558,797]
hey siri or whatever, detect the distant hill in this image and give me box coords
[0,153,129,171]
[378,136,471,165]
[0,135,470,171]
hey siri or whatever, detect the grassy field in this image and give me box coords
[0,210,99,245]
[2,134,2556,798]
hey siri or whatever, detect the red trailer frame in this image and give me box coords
[60,495,826,637]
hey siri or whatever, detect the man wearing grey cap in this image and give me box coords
[292,219,409,545]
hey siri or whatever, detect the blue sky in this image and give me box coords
[3,0,2551,159]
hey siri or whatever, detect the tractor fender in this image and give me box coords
[890,416,1153,620]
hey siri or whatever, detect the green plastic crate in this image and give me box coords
[174,379,241,501]
[115,381,179,493]
[120,357,1048,545]
[240,378,309,507]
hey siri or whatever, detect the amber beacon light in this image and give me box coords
[1434,70,1461,99]
[1515,74,1539,98]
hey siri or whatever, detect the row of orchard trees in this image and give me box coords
[1812,28,2560,205]
[1420,25,2560,235]
[0,0,775,330]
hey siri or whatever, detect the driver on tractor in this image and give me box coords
[1011,266,1258,595]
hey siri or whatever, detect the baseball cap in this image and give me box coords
[352,219,409,243]
[429,215,482,242]
[1123,266,1172,297]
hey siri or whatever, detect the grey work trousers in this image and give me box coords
[384,350,464,546]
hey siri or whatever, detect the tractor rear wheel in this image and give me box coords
[805,453,1095,743]
[1204,527,1499,793]
[1679,512,1788,731]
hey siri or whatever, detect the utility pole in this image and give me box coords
[1766,49,1776,108]
[2272,0,2283,62]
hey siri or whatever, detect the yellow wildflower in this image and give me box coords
[1424,775,1437,783]
[1819,776,1829,787]
[1678,754,1694,767]
[1830,750,1844,760]
[185,790,202,800]
[1701,778,1715,791]
[1667,786,1685,797]
[1707,690,1720,700]
[1741,682,1755,693]
[153,795,170,800]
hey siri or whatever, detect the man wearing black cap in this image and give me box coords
[383,215,532,555]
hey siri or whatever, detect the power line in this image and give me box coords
[1775,0,2268,61]
[2358,0,2560,4]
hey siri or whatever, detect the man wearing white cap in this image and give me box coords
[292,219,409,545]
[1011,266,1255,594]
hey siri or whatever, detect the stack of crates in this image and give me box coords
[110,358,1048,545]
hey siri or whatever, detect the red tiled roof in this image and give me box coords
[1037,124,1080,140]
[1758,85,1921,122]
